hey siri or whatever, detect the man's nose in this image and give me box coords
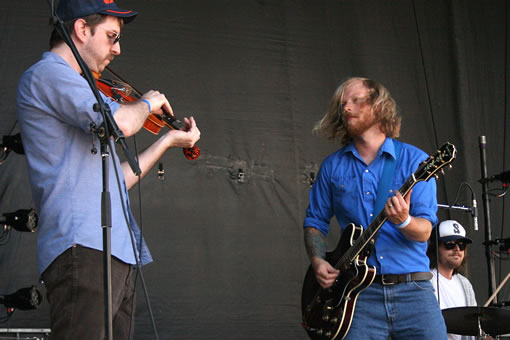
[112,42,121,55]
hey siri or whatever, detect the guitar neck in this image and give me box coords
[335,174,417,270]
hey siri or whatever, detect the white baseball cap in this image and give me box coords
[438,220,472,243]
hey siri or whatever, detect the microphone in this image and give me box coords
[471,198,478,231]
[1,208,38,232]
[481,170,510,184]
[1,133,24,155]
[157,162,165,180]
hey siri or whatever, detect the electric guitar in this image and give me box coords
[301,142,457,340]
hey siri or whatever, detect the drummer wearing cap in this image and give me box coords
[427,220,477,340]
[17,0,200,339]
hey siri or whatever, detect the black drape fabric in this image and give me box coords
[0,1,508,338]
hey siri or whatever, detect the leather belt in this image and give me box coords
[373,272,432,285]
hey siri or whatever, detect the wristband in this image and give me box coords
[140,99,151,113]
[395,215,411,229]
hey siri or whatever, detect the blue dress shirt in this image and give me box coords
[17,52,152,275]
[304,138,438,274]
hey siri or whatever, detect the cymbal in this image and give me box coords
[442,306,510,336]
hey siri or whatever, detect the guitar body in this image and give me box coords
[301,223,376,340]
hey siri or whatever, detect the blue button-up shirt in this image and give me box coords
[304,138,437,274]
[17,52,152,275]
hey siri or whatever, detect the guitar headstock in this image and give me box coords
[415,142,457,182]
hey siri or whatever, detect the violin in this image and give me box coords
[93,68,200,160]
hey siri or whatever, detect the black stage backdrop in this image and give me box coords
[0,1,509,339]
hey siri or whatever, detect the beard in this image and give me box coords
[82,43,114,73]
[345,113,380,137]
[440,252,464,270]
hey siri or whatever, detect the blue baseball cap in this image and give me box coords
[57,0,137,24]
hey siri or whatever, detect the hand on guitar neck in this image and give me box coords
[385,190,433,242]
[384,190,410,225]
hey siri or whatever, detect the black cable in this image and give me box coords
[411,0,449,209]
[0,228,11,246]
[433,225,441,306]
[0,309,14,324]
[451,181,477,208]
[4,120,18,136]
[132,136,145,262]
[108,136,159,340]
[412,0,451,304]
[498,0,510,300]
[125,135,159,340]
[130,134,142,339]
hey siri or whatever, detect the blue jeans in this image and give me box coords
[344,280,447,339]
[41,245,136,340]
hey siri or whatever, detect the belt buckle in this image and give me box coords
[381,275,397,285]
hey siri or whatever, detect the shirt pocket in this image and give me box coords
[331,175,359,210]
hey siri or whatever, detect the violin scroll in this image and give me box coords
[150,113,200,160]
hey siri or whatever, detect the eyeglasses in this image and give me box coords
[97,25,121,45]
[443,241,467,251]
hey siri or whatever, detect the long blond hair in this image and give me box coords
[313,77,401,145]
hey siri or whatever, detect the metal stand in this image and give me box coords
[479,136,498,303]
[437,203,472,213]
[98,129,113,340]
[0,328,51,340]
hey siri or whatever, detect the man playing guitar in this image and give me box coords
[303,77,447,339]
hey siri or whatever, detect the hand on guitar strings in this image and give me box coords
[311,257,339,289]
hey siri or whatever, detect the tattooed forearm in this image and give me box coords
[304,227,327,260]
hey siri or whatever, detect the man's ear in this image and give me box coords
[73,18,89,43]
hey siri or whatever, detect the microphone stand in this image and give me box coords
[50,3,141,339]
[479,136,498,303]
[437,203,472,213]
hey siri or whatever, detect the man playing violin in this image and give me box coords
[16,0,200,339]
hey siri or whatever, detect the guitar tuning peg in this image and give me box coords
[441,169,445,175]
[434,174,439,180]
[448,164,452,169]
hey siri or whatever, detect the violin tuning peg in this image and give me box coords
[434,174,439,180]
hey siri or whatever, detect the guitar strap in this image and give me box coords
[364,139,402,260]
[373,139,402,222]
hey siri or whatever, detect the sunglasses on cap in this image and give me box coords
[443,240,467,251]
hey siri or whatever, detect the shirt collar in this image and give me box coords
[342,137,396,160]
[380,137,397,160]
